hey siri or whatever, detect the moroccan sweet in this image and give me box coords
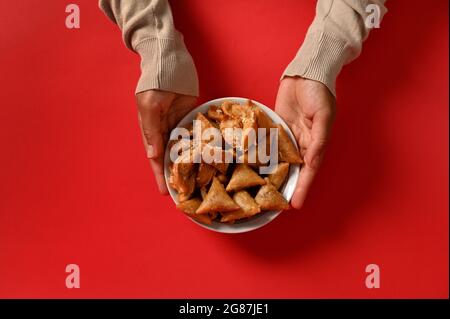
[169,100,302,224]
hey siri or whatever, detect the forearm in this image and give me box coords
[99,0,199,96]
[282,0,387,96]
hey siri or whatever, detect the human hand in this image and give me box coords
[136,90,197,194]
[275,77,336,209]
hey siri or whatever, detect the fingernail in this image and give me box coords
[147,145,155,159]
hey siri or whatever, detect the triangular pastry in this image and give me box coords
[255,107,276,130]
[207,105,225,122]
[215,172,229,184]
[196,177,240,214]
[268,162,290,189]
[200,186,208,200]
[195,112,219,144]
[220,191,261,222]
[177,173,196,202]
[277,124,303,164]
[226,164,266,192]
[255,178,289,211]
[177,198,212,225]
[196,163,216,187]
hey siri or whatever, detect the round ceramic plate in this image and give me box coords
[164,97,300,233]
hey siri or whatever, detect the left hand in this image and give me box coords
[136,90,197,194]
[275,77,336,209]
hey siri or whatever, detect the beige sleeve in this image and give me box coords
[282,0,388,96]
[99,0,199,96]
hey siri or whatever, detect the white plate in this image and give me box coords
[164,97,300,233]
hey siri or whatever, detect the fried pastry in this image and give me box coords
[255,107,276,130]
[221,101,246,119]
[220,117,242,149]
[196,163,216,187]
[226,164,266,192]
[255,178,289,211]
[200,186,208,200]
[215,172,229,184]
[199,143,230,174]
[196,177,240,214]
[177,198,212,225]
[276,124,303,164]
[170,100,298,224]
[241,108,258,151]
[177,173,196,202]
[170,151,196,202]
[207,105,225,122]
[268,162,290,189]
[220,190,261,222]
[195,112,215,131]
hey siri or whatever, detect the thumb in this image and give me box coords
[139,112,163,159]
[137,93,172,159]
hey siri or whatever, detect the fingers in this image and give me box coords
[292,106,335,210]
[291,163,319,210]
[136,90,174,159]
[137,121,169,195]
[136,90,175,195]
[150,155,169,195]
[304,107,335,169]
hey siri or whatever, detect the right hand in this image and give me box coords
[136,90,197,194]
[275,77,336,210]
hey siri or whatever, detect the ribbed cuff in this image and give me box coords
[282,30,350,96]
[135,36,199,97]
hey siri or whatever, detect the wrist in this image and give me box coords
[281,30,349,97]
[135,36,199,97]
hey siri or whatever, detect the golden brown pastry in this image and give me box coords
[196,163,216,188]
[276,124,303,164]
[215,172,229,184]
[221,101,246,119]
[169,151,196,202]
[200,186,208,200]
[196,177,240,214]
[255,107,276,130]
[226,164,266,192]
[170,100,295,223]
[195,112,215,131]
[255,178,289,211]
[241,108,258,151]
[199,143,230,174]
[178,176,196,202]
[176,198,212,225]
[206,105,224,122]
[268,162,290,189]
[220,190,261,223]
[220,117,242,149]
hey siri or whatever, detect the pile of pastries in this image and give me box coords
[168,100,303,225]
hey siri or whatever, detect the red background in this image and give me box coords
[0,0,448,298]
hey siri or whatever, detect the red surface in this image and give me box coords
[0,0,448,298]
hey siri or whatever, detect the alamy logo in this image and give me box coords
[65,4,80,29]
[365,264,380,289]
[65,264,80,288]
[365,4,381,29]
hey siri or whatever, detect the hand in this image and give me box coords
[275,77,336,209]
[136,90,197,194]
